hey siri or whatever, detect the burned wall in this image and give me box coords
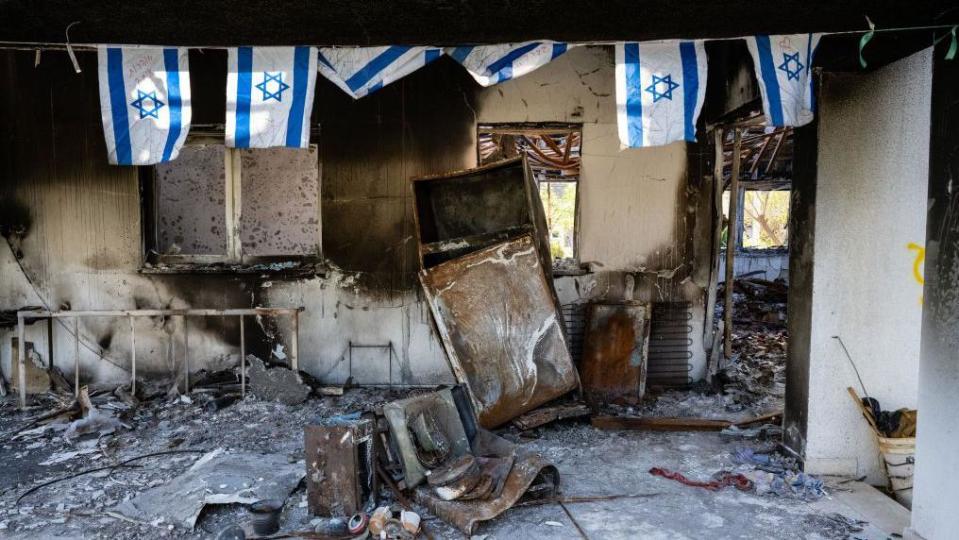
[0,46,714,386]
[0,49,475,385]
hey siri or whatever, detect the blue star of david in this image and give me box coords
[130,90,164,119]
[255,72,289,102]
[778,52,804,81]
[645,73,680,102]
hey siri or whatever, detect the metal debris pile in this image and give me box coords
[302,387,561,538]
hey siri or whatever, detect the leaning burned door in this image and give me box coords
[420,235,579,428]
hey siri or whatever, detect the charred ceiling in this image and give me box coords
[0,0,956,47]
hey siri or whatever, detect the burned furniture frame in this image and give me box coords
[410,156,554,274]
[14,307,304,408]
[409,157,578,428]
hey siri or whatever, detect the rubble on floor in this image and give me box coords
[0,386,902,539]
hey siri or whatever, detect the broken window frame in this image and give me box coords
[719,122,792,253]
[140,126,323,269]
[476,123,582,271]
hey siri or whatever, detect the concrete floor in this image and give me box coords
[0,391,908,539]
[462,425,910,540]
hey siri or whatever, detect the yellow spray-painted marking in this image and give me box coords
[907,242,925,305]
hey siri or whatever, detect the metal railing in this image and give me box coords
[14,307,304,409]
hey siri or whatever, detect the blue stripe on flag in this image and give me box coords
[317,50,334,71]
[449,46,474,64]
[286,46,310,148]
[486,42,540,77]
[754,35,784,126]
[345,46,409,92]
[235,47,253,148]
[679,42,699,142]
[106,48,133,165]
[551,43,567,59]
[425,49,441,63]
[806,34,816,113]
[624,43,643,147]
[161,49,182,162]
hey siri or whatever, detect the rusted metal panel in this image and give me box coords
[305,418,376,517]
[420,235,579,428]
[579,302,650,404]
[414,452,559,535]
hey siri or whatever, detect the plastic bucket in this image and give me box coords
[878,436,915,509]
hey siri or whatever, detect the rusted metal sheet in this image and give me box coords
[305,417,376,517]
[414,452,559,535]
[420,235,579,428]
[579,302,650,405]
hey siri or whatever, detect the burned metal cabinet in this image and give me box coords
[579,303,651,405]
[411,156,554,276]
[412,158,577,428]
[304,417,376,517]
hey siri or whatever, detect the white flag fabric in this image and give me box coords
[226,46,318,148]
[97,47,191,165]
[317,46,443,99]
[746,34,822,127]
[447,42,572,86]
[615,41,707,148]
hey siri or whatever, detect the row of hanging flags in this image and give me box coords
[97,35,819,165]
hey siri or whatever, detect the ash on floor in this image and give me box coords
[1,386,898,540]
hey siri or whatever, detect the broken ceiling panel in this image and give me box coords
[420,235,579,428]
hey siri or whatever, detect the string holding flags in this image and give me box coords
[226,46,318,149]
[447,41,573,86]
[746,33,822,127]
[317,46,444,99]
[615,40,708,148]
[97,46,191,165]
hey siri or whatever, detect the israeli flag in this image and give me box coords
[746,34,822,127]
[97,47,191,165]
[615,41,707,148]
[317,46,443,99]
[447,42,572,86]
[226,47,318,149]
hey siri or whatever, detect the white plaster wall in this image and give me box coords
[805,49,931,483]
[474,46,691,271]
[474,46,707,379]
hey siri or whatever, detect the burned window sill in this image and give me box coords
[139,260,328,278]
